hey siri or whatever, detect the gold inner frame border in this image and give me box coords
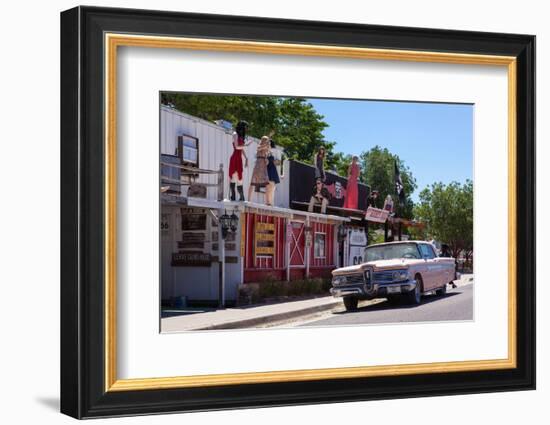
[104,33,517,392]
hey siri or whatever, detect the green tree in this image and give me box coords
[359,146,417,218]
[274,98,334,161]
[367,226,385,245]
[161,93,335,163]
[407,224,428,241]
[414,180,473,259]
[326,151,353,177]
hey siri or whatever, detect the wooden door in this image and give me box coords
[289,221,306,268]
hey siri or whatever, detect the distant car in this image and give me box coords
[330,241,456,311]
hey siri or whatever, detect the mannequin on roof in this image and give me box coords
[228,121,251,201]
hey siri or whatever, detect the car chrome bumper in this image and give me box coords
[330,279,417,298]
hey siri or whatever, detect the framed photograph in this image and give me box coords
[60,6,535,419]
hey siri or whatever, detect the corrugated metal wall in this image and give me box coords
[161,205,243,303]
[161,105,288,206]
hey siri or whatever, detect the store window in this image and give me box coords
[314,232,326,259]
[160,154,182,194]
[177,134,199,183]
[177,134,199,166]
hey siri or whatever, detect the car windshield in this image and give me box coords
[364,243,421,261]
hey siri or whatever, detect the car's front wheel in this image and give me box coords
[407,275,423,305]
[343,296,359,311]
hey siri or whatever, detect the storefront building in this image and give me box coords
[160,106,349,306]
[161,199,347,306]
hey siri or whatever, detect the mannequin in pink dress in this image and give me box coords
[343,156,360,210]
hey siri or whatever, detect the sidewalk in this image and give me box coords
[161,296,342,332]
[454,273,474,288]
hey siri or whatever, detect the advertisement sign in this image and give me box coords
[349,245,364,266]
[288,160,370,209]
[349,228,368,246]
[181,208,207,230]
[365,206,390,223]
[348,228,367,266]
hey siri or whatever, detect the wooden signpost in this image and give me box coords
[254,222,275,256]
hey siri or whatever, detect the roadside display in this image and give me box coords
[347,228,368,267]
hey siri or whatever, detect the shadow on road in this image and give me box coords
[332,291,462,315]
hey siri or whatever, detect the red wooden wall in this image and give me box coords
[308,221,335,279]
[243,212,286,282]
[243,212,336,283]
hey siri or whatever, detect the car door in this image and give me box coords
[434,254,456,285]
[418,244,437,290]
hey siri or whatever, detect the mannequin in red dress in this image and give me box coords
[228,121,249,201]
[343,156,360,210]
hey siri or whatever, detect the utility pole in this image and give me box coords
[218,209,225,308]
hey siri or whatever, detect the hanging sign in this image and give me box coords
[365,206,390,223]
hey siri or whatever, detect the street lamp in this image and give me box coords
[229,212,239,233]
[219,210,231,239]
[219,209,239,239]
[217,209,239,309]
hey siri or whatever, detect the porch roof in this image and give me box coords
[161,193,350,224]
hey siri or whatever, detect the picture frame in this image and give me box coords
[60,5,535,419]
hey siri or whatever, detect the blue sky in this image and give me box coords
[307,98,473,202]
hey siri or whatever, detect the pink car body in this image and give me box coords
[331,241,456,309]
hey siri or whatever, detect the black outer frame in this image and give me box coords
[60,6,535,419]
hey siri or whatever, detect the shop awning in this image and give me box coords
[162,194,350,224]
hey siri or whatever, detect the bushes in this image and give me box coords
[237,277,332,306]
[258,277,329,298]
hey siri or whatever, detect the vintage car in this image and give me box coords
[331,241,456,311]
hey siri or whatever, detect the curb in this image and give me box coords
[193,299,342,330]
[453,275,474,288]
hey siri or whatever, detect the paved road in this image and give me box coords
[300,283,473,327]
